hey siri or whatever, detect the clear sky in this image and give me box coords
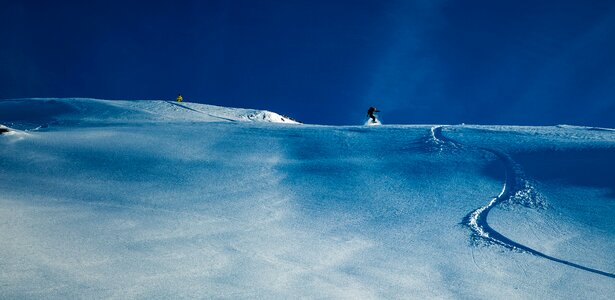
[1,0,614,126]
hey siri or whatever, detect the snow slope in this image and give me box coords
[0,98,299,130]
[0,99,614,299]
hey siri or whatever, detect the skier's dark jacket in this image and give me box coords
[367,107,380,120]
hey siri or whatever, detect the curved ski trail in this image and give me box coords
[431,126,615,279]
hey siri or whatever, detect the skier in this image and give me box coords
[367,107,380,123]
[176,94,183,102]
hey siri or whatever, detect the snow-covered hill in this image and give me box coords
[0,98,299,130]
[0,99,613,299]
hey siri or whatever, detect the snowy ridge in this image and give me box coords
[166,101,299,124]
[556,124,615,132]
[432,125,615,279]
[0,98,300,129]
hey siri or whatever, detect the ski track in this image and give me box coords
[431,125,615,279]
[166,101,238,122]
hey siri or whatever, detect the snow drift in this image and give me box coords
[0,98,614,299]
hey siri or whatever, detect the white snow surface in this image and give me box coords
[364,118,382,126]
[0,98,299,128]
[1,98,614,299]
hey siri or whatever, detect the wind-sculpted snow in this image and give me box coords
[0,99,613,298]
[432,126,615,279]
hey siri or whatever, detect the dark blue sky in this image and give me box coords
[1,0,614,126]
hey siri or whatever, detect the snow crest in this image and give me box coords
[0,98,301,129]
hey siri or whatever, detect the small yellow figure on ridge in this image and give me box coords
[176,94,183,102]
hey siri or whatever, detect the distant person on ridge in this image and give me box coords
[176,94,183,102]
[367,107,380,123]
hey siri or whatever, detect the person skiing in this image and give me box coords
[367,106,380,123]
[176,94,183,102]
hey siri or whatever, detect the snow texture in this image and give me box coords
[1,98,614,299]
[364,118,382,126]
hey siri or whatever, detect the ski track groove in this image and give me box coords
[166,101,239,122]
[431,125,615,279]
